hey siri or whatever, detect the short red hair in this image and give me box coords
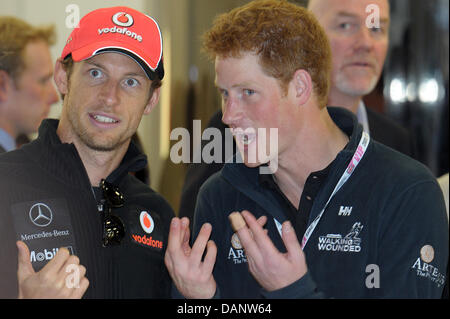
[203,0,331,107]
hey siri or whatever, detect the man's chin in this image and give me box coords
[241,154,265,168]
[86,144,117,152]
[81,136,126,152]
[243,161,261,168]
[336,76,379,97]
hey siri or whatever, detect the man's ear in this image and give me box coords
[0,70,13,103]
[143,86,161,115]
[290,69,313,106]
[53,58,69,96]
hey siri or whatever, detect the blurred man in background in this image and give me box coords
[0,17,59,153]
[308,0,416,157]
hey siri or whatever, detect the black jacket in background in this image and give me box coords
[365,107,416,158]
[0,119,174,298]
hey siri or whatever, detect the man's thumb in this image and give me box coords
[16,241,35,282]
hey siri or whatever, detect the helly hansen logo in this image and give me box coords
[338,206,352,216]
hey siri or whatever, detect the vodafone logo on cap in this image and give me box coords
[112,12,134,27]
[139,211,154,234]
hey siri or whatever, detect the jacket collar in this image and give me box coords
[220,107,364,223]
[0,127,16,152]
[21,119,147,189]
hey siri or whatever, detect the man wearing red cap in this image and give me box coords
[0,7,173,299]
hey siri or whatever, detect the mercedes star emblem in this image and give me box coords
[29,203,53,227]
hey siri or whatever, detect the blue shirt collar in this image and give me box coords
[0,128,16,152]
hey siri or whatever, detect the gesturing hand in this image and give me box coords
[233,210,307,292]
[164,217,217,299]
[16,241,89,299]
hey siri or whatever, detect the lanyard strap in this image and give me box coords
[274,131,371,249]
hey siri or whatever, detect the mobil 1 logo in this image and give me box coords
[11,198,77,271]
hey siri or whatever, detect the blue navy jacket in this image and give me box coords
[193,107,448,298]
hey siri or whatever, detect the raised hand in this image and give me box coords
[164,217,217,299]
[16,241,89,299]
[232,210,307,292]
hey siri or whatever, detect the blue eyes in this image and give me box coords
[89,69,103,78]
[88,69,139,87]
[219,89,228,98]
[336,22,386,36]
[124,78,139,87]
[219,89,255,100]
[243,89,255,96]
[339,23,352,30]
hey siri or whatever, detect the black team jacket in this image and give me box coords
[0,119,174,298]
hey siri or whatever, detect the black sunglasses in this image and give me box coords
[99,179,125,246]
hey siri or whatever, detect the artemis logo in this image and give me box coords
[112,12,134,27]
[30,246,73,263]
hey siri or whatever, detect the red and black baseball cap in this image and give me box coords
[61,6,164,80]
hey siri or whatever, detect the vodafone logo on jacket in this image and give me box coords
[131,210,164,250]
[140,211,154,234]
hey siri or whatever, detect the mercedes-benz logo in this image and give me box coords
[29,203,53,227]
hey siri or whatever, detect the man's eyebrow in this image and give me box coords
[335,12,390,23]
[124,71,147,78]
[84,60,104,68]
[335,12,359,19]
[214,82,255,90]
[84,60,146,78]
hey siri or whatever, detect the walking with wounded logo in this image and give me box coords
[318,222,363,253]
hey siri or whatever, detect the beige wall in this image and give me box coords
[156,0,251,212]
